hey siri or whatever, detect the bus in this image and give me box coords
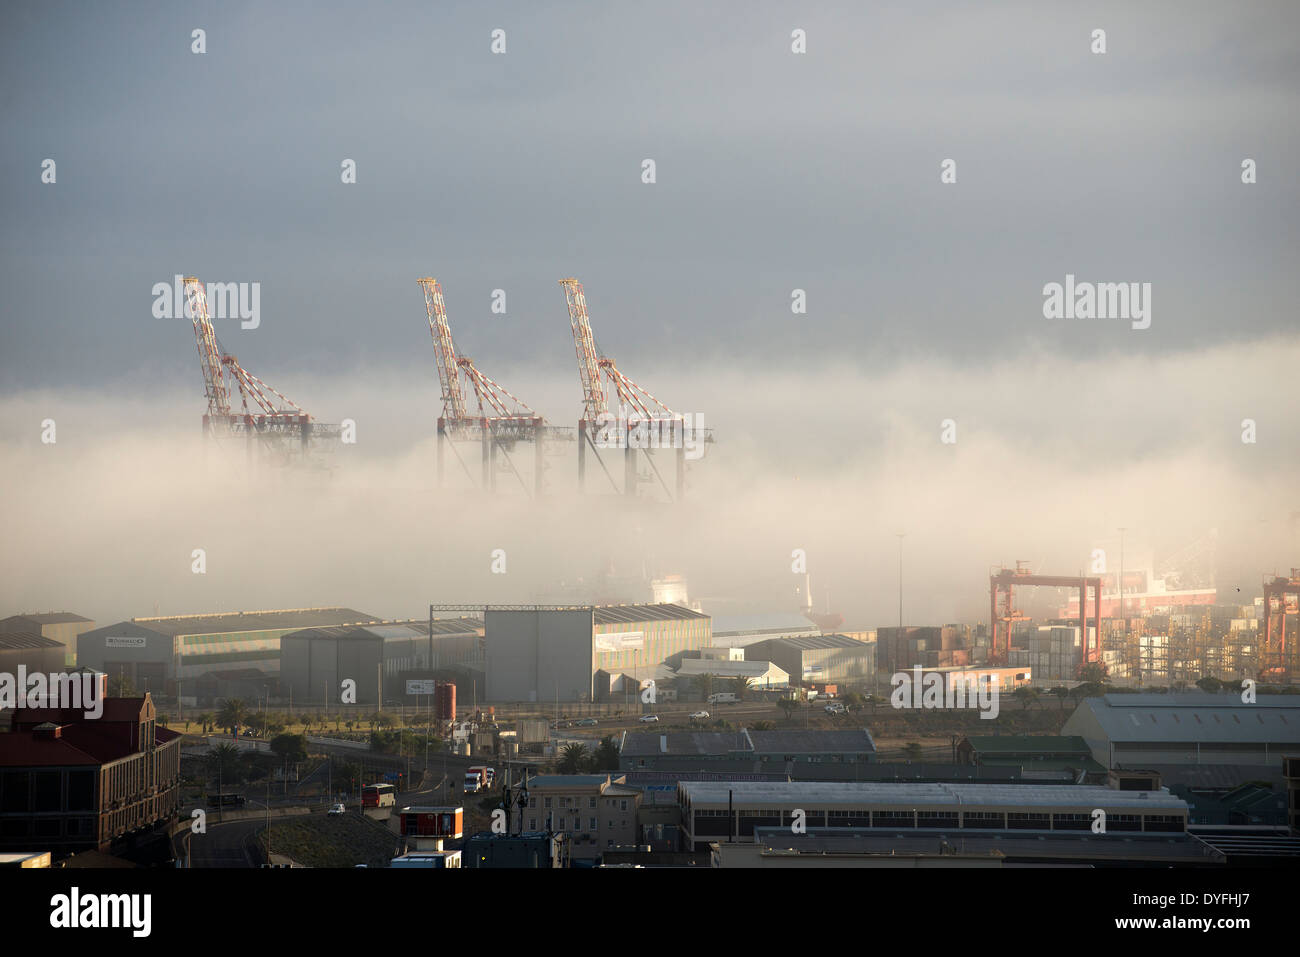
[207,793,246,808]
[362,783,396,808]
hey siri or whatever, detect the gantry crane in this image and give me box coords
[559,278,711,500]
[184,277,338,463]
[419,278,571,496]
[989,561,1103,671]
[1261,568,1300,682]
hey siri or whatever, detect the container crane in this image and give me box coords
[559,278,710,500]
[183,277,338,463]
[418,278,571,496]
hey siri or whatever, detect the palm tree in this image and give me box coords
[208,742,243,786]
[217,698,249,735]
[695,673,716,702]
[732,676,753,701]
[196,712,214,734]
[558,743,590,775]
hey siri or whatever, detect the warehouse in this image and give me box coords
[484,604,711,704]
[746,634,875,685]
[280,617,482,706]
[674,657,789,691]
[75,607,381,696]
[677,780,1189,852]
[0,631,67,686]
[1062,693,1300,770]
[0,613,95,667]
[619,728,877,772]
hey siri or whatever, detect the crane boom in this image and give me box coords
[559,278,606,421]
[184,277,232,417]
[418,278,468,422]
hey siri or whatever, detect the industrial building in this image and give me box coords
[746,634,875,685]
[0,693,181,856]
[1061,693,1300,771]
[709,613,825,650]
[676,780,1190,852]
[75,607,381,698]
[279,617,482,707]
[956,735,1106,780]
[0,631,67,685]
[674,657,790,691]
[0,613,95,667]
[520,774,642,862]
[619,728,877,773]
[483,604,710,704]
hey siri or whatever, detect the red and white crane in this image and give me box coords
[184,276,335,460]
[418,278,568,495]
[559,278,708,500]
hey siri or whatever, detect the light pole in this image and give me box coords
[897,532,905,633]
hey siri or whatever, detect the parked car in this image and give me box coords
[689,710,710,720]
[639,714,660,723]
[575,718,598,727]
[328,803,346,815]
[824,702,846,714]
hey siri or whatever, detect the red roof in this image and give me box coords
[15,696,149,728]
[0,731,101,767]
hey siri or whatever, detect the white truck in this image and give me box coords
[707,692,738,705]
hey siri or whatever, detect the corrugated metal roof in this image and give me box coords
[0,631,63,650]
[111,607,382,637]
[2,612,92,625]
[593,604,708,625]
[1078,695,1300,744]
[679,781,1189,811]
[966,735,1090,754]
[756,634,870,651]
[748,729,877,754]
[283,618,481,642]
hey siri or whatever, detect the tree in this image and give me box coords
[591,737,620,772]
[778,698,798,722]
[270,733,308,764]
[1195,675,1223,694]
[1049,687,1070,711]
[903,742,924,762]
[208,743,244,786]
[216,698,249,736]
[558,743,590,775]
[1078,662,1107,685]
[731,676,753,701]
[196,712,214,734]
[694,673,716,702]
[108,673,136,697]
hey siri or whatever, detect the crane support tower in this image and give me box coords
[418,278,572,497]
[184,276,339,465]
[989,562,1103,671]
[559,278,711,501]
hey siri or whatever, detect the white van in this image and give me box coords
[707,692,738,705]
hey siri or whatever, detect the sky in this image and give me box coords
[1,1,1297,628]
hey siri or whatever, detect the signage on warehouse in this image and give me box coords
[105,636,148,648]
[594,631,643,653]
[406,679,437,695]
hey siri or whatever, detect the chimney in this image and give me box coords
[33,722,62,740]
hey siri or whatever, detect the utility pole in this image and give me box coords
[897,533,905,633]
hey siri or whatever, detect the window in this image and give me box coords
[529,818,537,830]
[620,800,628,811]
[589,797,597,809]
[544,797,552,809]
[590,818,598,829]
